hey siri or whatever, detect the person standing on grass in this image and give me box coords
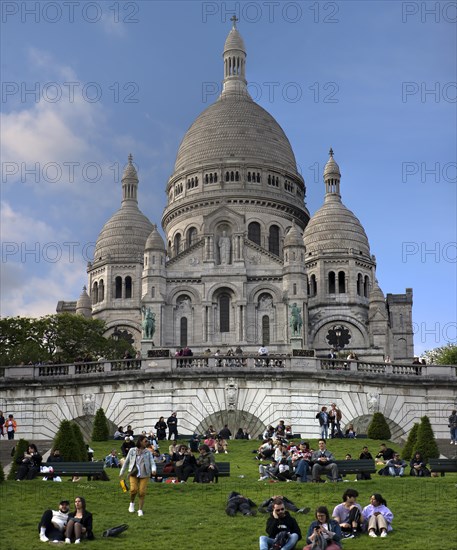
[449,409,457,445]
[362,493,393,538]
[167,412,178,441]
[120,434,156,516]
[259,498,302,550]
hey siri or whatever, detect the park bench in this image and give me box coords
[334,459,376,477]
[429,458,457,477]
[155,461,230,482]
[45,461,109,480]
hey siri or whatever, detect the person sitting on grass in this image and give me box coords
[332,488,363,539]
[303,506,342,550]
[256,438,275,460]
[362,493,393,538]
[105,449,120,468]
[16,443,42,481]
[259,497,302,550]
[409,451,430,477]
[386,452,407,477]
[214,435,228,454]
[65,496,94,544]
[194,444,217,483]
[38,499,70,542]
[375,443,395,464]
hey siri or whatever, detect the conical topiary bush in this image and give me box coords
[367,412,391,440]
[415,415,440,459]
[402,422,419,460]
[7,438,29,480]
[92,407,110,441]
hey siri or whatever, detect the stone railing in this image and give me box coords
[1,356,455,381]
[175,355,287,369]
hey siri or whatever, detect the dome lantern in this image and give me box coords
[323,147,341,196]
[221,16,249,98]
[122,153,139,206]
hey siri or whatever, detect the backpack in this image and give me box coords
[102,524,128,537]
[272,531,290,550]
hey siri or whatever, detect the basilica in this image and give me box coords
[58,21,414,361]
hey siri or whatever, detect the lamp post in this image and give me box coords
[333,325,344,352]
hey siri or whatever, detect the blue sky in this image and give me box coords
[1,1,456,355]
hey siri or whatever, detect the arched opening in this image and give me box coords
[125,276,132,299]
[180,317,188,348]
[262,315,270,346]
[219,293,230,333]
[357,273,363,296]
[310,274,317,297]
[269,225,280,256]
[115,276,122,299]
[328,271,336,294]
[174,233,181,256]
[187,227,197,248]
[92,282,98,304]
[98,279,104,302]
[248,222,261,246]
[364,275,370,298]
[338,271,346,294]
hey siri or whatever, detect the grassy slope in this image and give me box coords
[0,439,456,550]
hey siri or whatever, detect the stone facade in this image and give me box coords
[59,22,414,362]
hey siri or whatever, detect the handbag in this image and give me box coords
[310,533,327,550]
[130,463,139,477]
[102,524,129,537]
[175,459,185,467]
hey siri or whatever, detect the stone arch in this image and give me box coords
[248,283,282,304]
[207,281,240,302]
[71,414,118,443]
[309,316,369,348]
[196,409,265,439]
[342,414,406,443]
[167,286,201,306]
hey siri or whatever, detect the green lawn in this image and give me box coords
[1,439,456,550]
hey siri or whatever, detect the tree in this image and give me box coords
[367,412,391,440]
[92,408,110,441]
[7,438,29,480]
[401,422,419,460]
[423,343,457,365]
[71,422,89,461]
[53,420,86,462]
[415,415,440,459]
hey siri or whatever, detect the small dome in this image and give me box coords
[303,195,371,257]
[224,27,246,52]
[145,225,165,251]
[94,204,153,263]
[122,153,138,181]
[323,149,341,180]
[284,224,303,247]
[76,286,91,317]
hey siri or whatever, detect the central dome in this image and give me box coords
[173,95,299,175]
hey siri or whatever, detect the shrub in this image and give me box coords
[72,422,89,461]
[53,420,86,461]
[7,438,29,480]
[415,415,440,459]
[402,422,419,460]
[92,408,110,441]
[367,412,391,440]
[0,462,5,483]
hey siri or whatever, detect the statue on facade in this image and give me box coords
[289,302,303,337]
[218,230,231,264]
[141,306,155,339]
[367,392,380,413]
[82,393,96,416]
[226,378,238,411]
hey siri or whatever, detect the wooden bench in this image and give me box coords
[155,461,230,482]
[45,461,109,480]
[429,458,457,477]
[334,459,376,476]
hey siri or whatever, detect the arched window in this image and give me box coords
[293,283,297,295]
[328,271,336,294]
[125,276,132,299]
[180,317,188,348]
[338,271,346,293]
[174,233,181,256]
[364,275,370,298]
[269,225,280,256]
[219,293,230,333]
[98,279,104,302]
[115,276,122,299]
[247,172,251,182]
[357,274,363,296]
[310,274,317,297]
[262,315,270,346]
[248,222,261,245]
[92,281,98,304]
[187,227,197,247]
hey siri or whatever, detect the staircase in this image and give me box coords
[0,438,54,469]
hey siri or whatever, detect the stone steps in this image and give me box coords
[0,438,54,470]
